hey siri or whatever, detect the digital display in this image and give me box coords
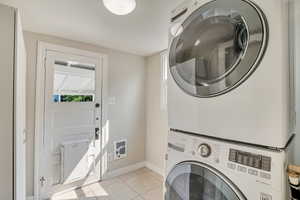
[229,149,271,172]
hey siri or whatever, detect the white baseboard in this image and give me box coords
[103,161,146,179]
[145,162,165,177]
[26,196,34,200]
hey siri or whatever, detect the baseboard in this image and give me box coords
[145,162,165,177]
[103,161,146,179]
[27,196,34,200]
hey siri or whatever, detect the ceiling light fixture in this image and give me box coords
[103,0,136,15]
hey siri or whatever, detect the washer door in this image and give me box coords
[169,0,268,97]
[165,162,246,200]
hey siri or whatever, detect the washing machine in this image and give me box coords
[167,0,295,148]
[165,130,292,200]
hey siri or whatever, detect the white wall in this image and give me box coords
[0,4,15,199]
[145,53,168,176]
[294,0,300,165]
[24,31,147,196]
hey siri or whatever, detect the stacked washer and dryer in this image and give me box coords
[166,0,295,199]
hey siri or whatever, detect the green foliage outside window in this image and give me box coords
[61,95,93,102]
[53,95,94,102]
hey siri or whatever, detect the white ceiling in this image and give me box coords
[0,0,184,56]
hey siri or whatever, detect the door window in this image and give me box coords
[169,0,268,97]
[165,162,245,200]
[53,60,96,103]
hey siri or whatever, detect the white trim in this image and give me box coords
[35,42,103,60]
[26,196,34,200]
[34,41,108,199]
[145,162,165,177]
[103,162,146,179]
[160,50,168,111]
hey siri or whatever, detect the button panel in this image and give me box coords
[237,166,247,173]
[260,172,271,180]
[229,149,271,172]
[248,169,258,176]
[261,156,271,171]
[227,163,236,170]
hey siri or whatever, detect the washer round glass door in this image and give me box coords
[165,162,246,200]
[169,0,268,97]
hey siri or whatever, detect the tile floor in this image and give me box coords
[51,167,164,200]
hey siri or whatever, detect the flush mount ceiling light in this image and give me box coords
[103,0,136,15]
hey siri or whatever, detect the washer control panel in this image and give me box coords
[228,149,271,172]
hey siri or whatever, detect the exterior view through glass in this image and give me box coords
[52,60,96,103]
[169,0,267,97]
[165,162,245,200]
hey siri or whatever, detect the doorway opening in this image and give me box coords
[34,42,108,199]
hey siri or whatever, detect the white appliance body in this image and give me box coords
[168,0,294,148]
[165,131,291,200]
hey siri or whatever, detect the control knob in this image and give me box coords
[197,143,211,158]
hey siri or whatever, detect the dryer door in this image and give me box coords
[165,162,246,200]
[169,0,268,97]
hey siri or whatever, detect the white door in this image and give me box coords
[39,50,102,199]
[14,11,27,200]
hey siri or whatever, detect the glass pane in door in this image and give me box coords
[53,60,96,103]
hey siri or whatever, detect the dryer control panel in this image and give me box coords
[228,149,271,172]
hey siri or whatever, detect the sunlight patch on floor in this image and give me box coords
[50,167,163,200]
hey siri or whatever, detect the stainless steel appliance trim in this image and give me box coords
[168,0,269,98]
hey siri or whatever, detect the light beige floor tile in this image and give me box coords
[99,177,122,187]
[146,171,164,182]
[51,186,95,200]
[51,190,79,200]
[142,187,164,200]
[132,195,144,200]
[88,182,110,197]
[50,168,163,200]
[102,181,139,200]
[76,186,96,198]
[134,168,151,175]
[125,173,162,195]
[134,168,164,182]
[118,171,138,182]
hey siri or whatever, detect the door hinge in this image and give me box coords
[40,176,46,187]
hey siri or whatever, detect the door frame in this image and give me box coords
[34,42,108,199]
[14,9,27,200]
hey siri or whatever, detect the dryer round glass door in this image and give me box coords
[169,0,268,97]
[165,162,246,200]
